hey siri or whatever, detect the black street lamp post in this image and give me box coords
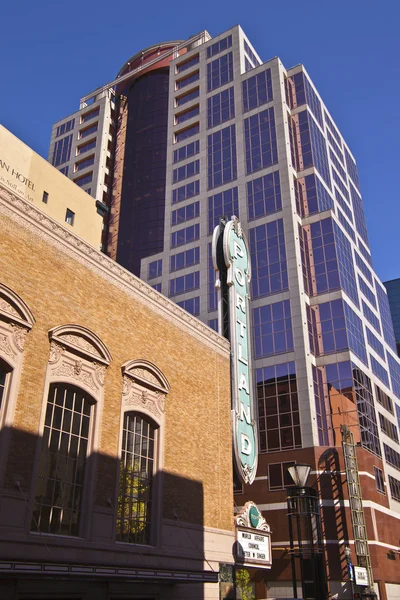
[286,464,328,600]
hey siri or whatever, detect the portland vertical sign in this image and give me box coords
[212,216,258,484]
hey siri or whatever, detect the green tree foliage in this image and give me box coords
[116,459,150,543]
[236,568,255,600]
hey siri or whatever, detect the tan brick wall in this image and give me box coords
[0,210,233,533]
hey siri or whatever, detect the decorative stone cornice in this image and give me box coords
[0,185,230,357]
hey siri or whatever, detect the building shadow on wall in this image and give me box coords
[0,427,211,600]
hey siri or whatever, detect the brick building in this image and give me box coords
[0,180,234,599]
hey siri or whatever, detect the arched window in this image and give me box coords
[31,324,111,537]
[116,412,157,544]
[31,383,95,536]
[117,360,170,546]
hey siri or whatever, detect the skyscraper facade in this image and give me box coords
[49,25,400,599]
[384,278,400,357]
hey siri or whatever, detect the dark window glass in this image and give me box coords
[208,318,218,332]
[375,385,394,414]
[249,219,288,299]
[248,170,281,220]
[175,123,199,143]
[374,466,385,494]
[42,191,49,204]
[176,71,200,90]
[175,88,200,107]
[173,159,200,183]
[242,69,273,112]
[116,413,156,544]
[362,300,381,335]
[207,87,235,129]
[77,138,96,155]
[177,296,200,316]
[206,34,232,58]
[172,201,199,226]
[338,209,355,242]
[244,108,277,174]
[79,123,98,139]
[52,134,73,167]
[256,362,301,452]
[359,276,377,309]
[65,209,75,226]
[371,356,390,388]
[175,105,200,125]
[148,259,162,280]
[31,383,94,536]
[295,173,333,218]
[81,107,100,123]
[334,187,353,222]
[171,223,200,248]
[208,243,218,312]
[173,140,199,164]
[268,461,296,490]
[0,361,8,415]
[176,54,199,74]
[208,187,238,234]
[169,271,200,297]
[296,110,331,188]
[379,412,399,442]
[172,180,200,204]
[253,300,293,359]
[73,172,93,187]
[345,147,360,191]
[207,52,234,92]
[312,366,331,446]
[286,72,323,126]
[327,129,344,164]
[376,283,397,351]
[324,111,342,146]
[75,155,95,172]
[350,182,369,246]
[56,118,75,137]
[170,247,200,272]
[366,328,385,359]
[389,475,400,502]
[207,125,237,189]
[355,252,373,285]
[330,149,347,183]
[384,443,400,471]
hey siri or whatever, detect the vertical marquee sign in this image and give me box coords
[212,216,258,484]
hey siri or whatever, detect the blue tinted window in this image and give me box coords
[244,57,253,72]
[248,171,281,220]
[362,300,381,335]
[175,123,199,143]
[171,223,200,248]
[207,52,234,92]
[208,187,238,234]
[358,276,377,308]
[327,130,344,164]
[170,247,200,272]
[244,107,278,174]
[330,150,347,183]
[242,69,273,112]
[56,118,75,137]
[176,88,200,107]
[287,72,323,126]
[176,54,199,74]
[253,300,293,358]
[77,138,96,155]
[355,252,373,284]
[74,172,93,187]
[376,283,397,351]
[338,209,355,242]
[371,356,390,388]
[176,71,200,90]
[350,182,369,246]
[207,87,235,129]
[173,159,200,183]
[52,134,73,166]
[175,105,200,125]
[172,180,199,204]
[256,362,301,452]
[75,155,94,172]
[388,354,400,399]
[345,147,360,191]
[172,201,200,226]
[384,443,400,471]
[324,111,342,146]
[333,222,359,307]
[152,283,162,292]
[207,34,232,58]
[79,123,98,139]
[250,219,288,299]
[173,140,200,164]
[169,271,200,297]
[295,174,334,217]
[366,327,385,359]
[207,125,237,189]
[243,40,261,66]
[334,187,353,222]
[332,170,349,202]
[208,318,218,331]
[148,259,162,279]
[81,108,99,123]
[358,239,372,266]
[297,111,330,187]
[177,296,200,316]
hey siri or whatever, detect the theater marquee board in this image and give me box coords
[235,502,272,568]
[212,216,258,485]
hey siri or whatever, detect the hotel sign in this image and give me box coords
[212,216,258,485]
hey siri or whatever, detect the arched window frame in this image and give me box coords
[30,324,111,538]
[116,360,170,547]
[0,283,35,487]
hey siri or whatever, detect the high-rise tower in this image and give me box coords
[49,25,400,599]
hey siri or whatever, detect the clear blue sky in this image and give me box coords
[1,0,398,281]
